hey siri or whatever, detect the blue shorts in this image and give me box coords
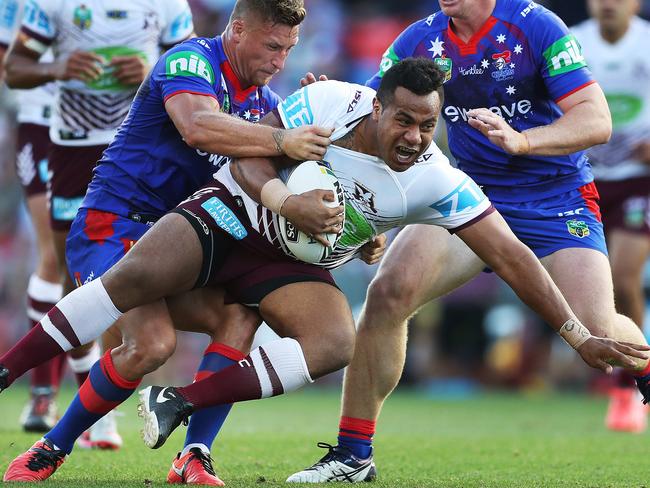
[490,182,607,259]
[66,208,151,286]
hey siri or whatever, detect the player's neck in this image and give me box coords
[599,21,631,44]
[449,0,496,42]
[221,29,253,88]
[356,116,379,158]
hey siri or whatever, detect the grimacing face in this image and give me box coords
[587,0,640,32]
[373,86,441,172]
[233,15,299,86]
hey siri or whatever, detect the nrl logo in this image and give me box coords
[566,219,590,238]
[433,57,452,83]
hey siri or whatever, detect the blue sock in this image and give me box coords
[337,416,375,459]
[183,343,243,451]
[45,350,140,454]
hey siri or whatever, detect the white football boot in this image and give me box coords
[286,443,377,483]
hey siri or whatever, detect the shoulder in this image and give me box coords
[156,37,219,83]
[399,11,448,45]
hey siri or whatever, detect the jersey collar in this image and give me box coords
[216,36,258,104]
[446,15,498,56]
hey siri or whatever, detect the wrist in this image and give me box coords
[520,131,531,155]
[558,318,591,349]
[272,129,285,155]
[260,178,294,215]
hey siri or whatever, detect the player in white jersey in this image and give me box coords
[134,59,648,456]
[573,0,650,433]
[0,0,100,436]
[2,0,194,449]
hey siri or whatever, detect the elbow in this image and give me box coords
[595,115,612,145]
[4,65,19,88]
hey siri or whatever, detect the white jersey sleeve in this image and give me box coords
[0,0,20,46]
[277,80,374,136]
[401,150,493,230]
[21,0,59,44]
[159,0,193,47]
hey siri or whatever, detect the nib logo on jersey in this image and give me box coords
[543,34,586,76]
[166,51,214,84]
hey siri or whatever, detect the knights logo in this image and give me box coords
[433,56,453,83]
[73,5,92,30]
[566,219,590,238]
[491,50,514,81]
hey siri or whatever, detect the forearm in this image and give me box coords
[487,245,574,331]
[523,99,611,156]
[188,110,283,158]
[230,157,282,204]
[5,54,57,88]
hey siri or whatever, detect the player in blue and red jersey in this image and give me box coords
[287,0,650,482]
[0,0,340,484]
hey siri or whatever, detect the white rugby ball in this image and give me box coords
[278,161,345,264]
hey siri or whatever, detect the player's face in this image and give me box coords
[439,0,480,19]
[234,16,299,86]
[373,87,441,172]
[588,0,640,31]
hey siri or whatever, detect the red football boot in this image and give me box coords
[167,448,225,486]
[3,438,66,481]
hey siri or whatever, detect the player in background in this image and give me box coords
[3,0,195,449]
[1,0,339,483]
[0,0,99,435]
[287,0,650,482]
[572,0,650,433]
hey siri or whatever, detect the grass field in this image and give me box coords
[0,385,647,487]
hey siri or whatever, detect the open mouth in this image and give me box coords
[395,146,418,164]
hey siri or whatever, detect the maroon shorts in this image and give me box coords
[49,143,107,231]
[15,123,50,197]
[596,176,650,236]
[173,183,337,307]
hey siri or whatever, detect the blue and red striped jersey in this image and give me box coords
[367,0,596,202]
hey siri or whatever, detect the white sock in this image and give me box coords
[26,274,62,322]
[67,342,101,373]
[41,278,122,350]
[181,443,210,457]
[249,337,313,399]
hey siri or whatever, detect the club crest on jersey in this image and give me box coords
[491,50,514,81]
[73,4,92,30]
[566,219,590,238]
[433,57,452,83]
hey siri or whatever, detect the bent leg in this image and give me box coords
[341,225,484,422]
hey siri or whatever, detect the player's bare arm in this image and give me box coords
[229,112,344,243]
[456,210,650,373]
[165,91,334,160]
[467,83,611,156]
[4,32,103,88]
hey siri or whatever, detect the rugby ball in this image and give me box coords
[278,161,345,264]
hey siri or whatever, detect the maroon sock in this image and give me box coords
[1,323,66,386]
[177,358,263,410]
[53,353,67,390]
[28,319,65,389]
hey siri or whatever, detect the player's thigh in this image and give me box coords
[103,213,204,311]
[368,224,484,317]
[25,193,58,280]
[168,286,261,351]
[540,247,617,333]
[608,230,650,286]
[259,281,355,377]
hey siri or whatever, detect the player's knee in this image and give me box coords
[366,273,418,322]
[125,332,176,373]
[319,322,356,372]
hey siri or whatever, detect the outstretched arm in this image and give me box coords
[165,94,333,161]
[456,211,649,373]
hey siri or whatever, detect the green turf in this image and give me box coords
[0,385,646,487]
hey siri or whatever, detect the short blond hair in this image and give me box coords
[230,0,306,27]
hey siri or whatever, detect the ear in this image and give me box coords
[372,97,381,121]
[231,18,245,42]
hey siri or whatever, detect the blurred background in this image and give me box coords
[1,0,649,398]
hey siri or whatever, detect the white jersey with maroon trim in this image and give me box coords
[217,80,493,269]
[21,0,193,145]
[0,0,53,126]
[573,17,650,181]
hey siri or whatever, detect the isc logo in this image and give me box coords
[285,221,299,242]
